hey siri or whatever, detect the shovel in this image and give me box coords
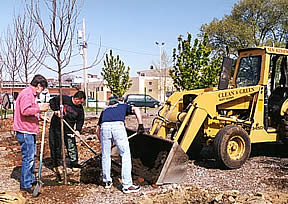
[33,111,48,197]
[63,119,99,156]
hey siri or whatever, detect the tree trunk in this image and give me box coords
[59,68,67,184]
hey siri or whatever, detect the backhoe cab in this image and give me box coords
[122,46,288,185]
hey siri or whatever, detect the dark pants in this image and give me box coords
[49,123,78,167]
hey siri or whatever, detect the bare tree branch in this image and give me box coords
[15,5,46,86]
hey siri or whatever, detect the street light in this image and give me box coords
[155,41,165,70]
[155,41,165,102]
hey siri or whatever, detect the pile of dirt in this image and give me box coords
[80,156,102,184]
[138,185,288,204]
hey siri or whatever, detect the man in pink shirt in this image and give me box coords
[13,74,49,194]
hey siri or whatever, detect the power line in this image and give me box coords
[89,42,159,57]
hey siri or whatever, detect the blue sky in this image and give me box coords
[0,0,238,78]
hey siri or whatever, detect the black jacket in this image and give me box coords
[50,95,85,133]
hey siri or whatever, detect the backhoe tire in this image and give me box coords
[214,125,251,169]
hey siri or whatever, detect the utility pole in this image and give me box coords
[78,18,88,106]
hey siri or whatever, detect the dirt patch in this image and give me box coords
[0,118,14,132]
[0,110,288,203]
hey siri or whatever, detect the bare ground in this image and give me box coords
[0,109,288,203]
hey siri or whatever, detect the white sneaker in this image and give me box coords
[122,185,140,194]
[105,181,113,189]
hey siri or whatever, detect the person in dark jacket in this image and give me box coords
[49,91,86,172]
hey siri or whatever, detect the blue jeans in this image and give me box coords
[16,132,36,189]
[100,122,132,188]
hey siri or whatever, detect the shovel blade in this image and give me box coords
[32,180,43,197]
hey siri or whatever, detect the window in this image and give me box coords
[148,82,152,85]
[236,56,262,87]
[146,96,152,100]
[101,87,104,91]
[148,89,152,92]
[140,73,145,76]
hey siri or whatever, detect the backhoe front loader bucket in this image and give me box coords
[111,131,188,185]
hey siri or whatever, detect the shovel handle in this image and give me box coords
[63,119,98,156]
[38,111,48,179]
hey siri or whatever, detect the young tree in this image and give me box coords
[15,10,46,86]
[29,0,83,184]
[169,33,221,91]
[201,0,288,56]
[0,25,22,112]
[152,50,173,101]
[101,50,132,97]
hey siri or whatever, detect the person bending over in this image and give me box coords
[96,97,144,193]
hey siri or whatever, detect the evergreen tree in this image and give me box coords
[101,50,132,97]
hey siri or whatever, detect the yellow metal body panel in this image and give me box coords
[250,129,278,143]
[195,86,260,118]
[249,86,265,142]
[265,47,288,55]
[180,108,207,152]
[218,95,252,110]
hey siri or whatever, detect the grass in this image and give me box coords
[84,106,103,113]
[0,106,155,116]
[0,109,13,116]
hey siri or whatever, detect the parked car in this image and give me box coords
[124,94,160,108]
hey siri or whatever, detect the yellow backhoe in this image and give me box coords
[115,46,288,185]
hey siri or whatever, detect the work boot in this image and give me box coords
[70,162,82,172]
[52,166,63,181]
[53,166,63,175]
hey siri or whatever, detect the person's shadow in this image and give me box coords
[11,166,21,183]
[10,158,59,184]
